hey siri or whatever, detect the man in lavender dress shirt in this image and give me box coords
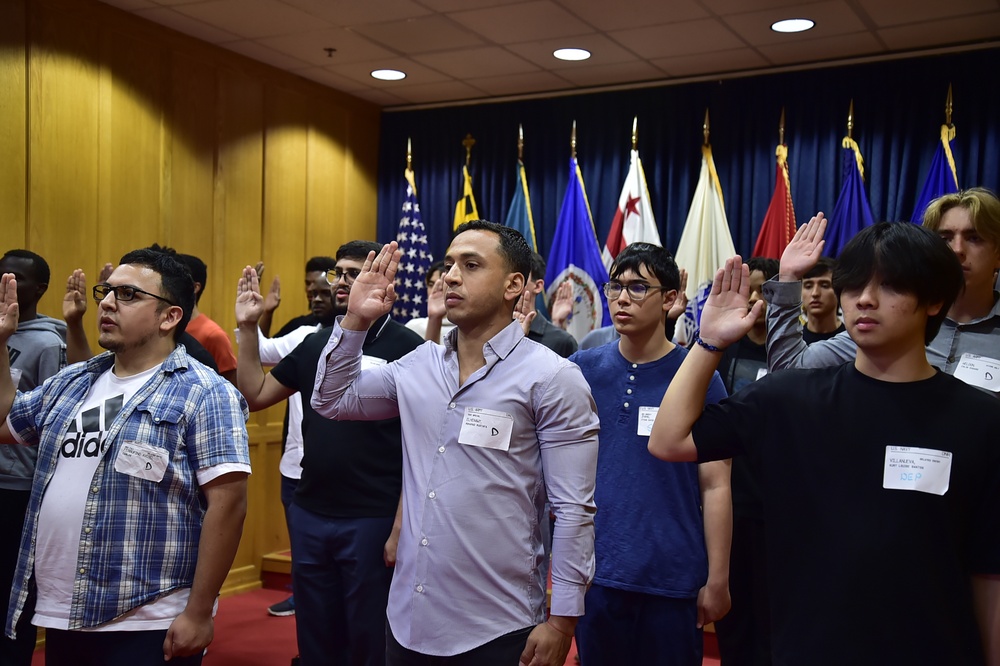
[311,221,600,666]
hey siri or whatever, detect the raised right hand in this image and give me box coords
[63,269,88,323]
[699,256,764,349]
[235,266,264,327]
[779,213,827,281]
[0,274,19,345]
[343,242,401,329]
[427,277,445,321]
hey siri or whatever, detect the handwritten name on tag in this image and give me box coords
[114,441,169,482]
[458,407,513,452]
[953,353,1000,392]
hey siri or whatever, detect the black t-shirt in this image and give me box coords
[693,364,1000,665]
[269,316,423,517]
[275,313,319,338]
[718,335,767,396]
[802,322,846,344]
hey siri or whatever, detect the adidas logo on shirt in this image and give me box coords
[60,394,124,459]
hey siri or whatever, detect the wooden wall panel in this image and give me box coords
[0,0,28,250]
[306,105,349,254]
[28,2,101,319]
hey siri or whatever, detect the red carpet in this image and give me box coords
[32,587,721,665]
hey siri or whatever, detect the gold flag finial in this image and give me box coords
[631,116,638,151]
[517,124,524,162]
[847,100,854,139]
[945,84,954,128]
[703,109,710,146]
[779,107,786,145]
[406,137,412,171]
[462,133,475,168]
[571,120,577,160]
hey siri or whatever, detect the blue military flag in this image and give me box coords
[545,156,611,341]
[393,167,433,323]
[911,124,959,223]
[504,160,538,252]
[824,137,874,257]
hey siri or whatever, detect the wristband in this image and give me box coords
[694,337,724,353]
[546,620,574,639]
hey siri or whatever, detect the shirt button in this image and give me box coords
[629,375,635,381]
[631,363,637,369]
[624,402,630,408]
[438,446,445,453]
[948,356,955,363]
[84,527,92,534]
[428,491,436,499]
[626,389,632,394]
[448,402,456,409]
[416,584,424,593]
[90,486,99,493]
[79,568,86,574]
[421,537,429,546]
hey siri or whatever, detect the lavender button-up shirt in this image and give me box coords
[312,319,599,656]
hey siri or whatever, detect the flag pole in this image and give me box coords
[703,109,710,146]
[406,137,412,170]
[847,100,854,140]
[779,107,786,146]
[517,124,524,161]
[631,116,638,151]
[462,133,475,168]
[571,120,577,160]
[945,84,953,128]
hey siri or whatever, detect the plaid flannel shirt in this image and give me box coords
[5,346,250,635]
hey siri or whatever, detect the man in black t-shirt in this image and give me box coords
[649,222,1000,665]
[236,241,423,666]
[801,257,845,344]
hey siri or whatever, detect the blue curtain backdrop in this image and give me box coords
[376,48,1000,264]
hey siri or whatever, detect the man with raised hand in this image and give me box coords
[766,190,1000,394]
[311,221,599,666]
[647,224,1000,665]
[0,249,250,666]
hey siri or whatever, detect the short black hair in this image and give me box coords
[747,257,779,281]
[529,252,546,283]
[804,257,837,280]
[305,256,337,273]
[336,241,381,262]
[609,242,680,292]
[1,249,50,285]
[426,260,445,287]
[119,247,196,341]
[833,222,963,345]
[175,253,208,304]
[453,220,532,281]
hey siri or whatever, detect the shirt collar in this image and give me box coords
[443,319,525,360]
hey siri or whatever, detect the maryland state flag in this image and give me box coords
[392,167,433,323]
[545,156,611,341]
[674,144,737,345]
[504,160,538,251]
[752,144,797,258]
[825,137,874,257]
[602,148,662,270]
[453,165,479,230]
[911,123,959,223]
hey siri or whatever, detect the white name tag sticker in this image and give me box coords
[361,355,387,370]
[114,441,169,482]
[953,353,1000,391]
[458,407,513,452]
[755,367,768,381]
[637,406,659,437]
[882,446,952,496]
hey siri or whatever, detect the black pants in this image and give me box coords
[386,624,533,666]
[44,628,204,666]
[0,488,35,666]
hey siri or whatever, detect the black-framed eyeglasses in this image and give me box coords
[324,268,362,285]
[93,283,177,306]
[602,281,671,302]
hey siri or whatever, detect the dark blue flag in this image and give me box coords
[825,138,874,257]
[911,125,959,223]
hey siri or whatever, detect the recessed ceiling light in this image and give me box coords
[770,18,815,33]
[553,48,591,62]
[371,69,406,81]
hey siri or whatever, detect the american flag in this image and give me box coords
[392,168,432,323]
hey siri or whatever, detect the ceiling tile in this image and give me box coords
[100,0,157,10]
[553,60,668,87]
[325,58,453,86]
[258,27,396,66]
[351,87,410,106]
[756,30,883,64]
[413,47,539,78]
[291,66,373,92]
[173,0,327,39]
[449,1,594,44]
[551,0,709,31]
[722,1,870,47]
[222,40,315,69]
[351,15,486,54]
[879,13,1000,49]
[506,34,640,68]
[277,0,431,27]
[610,19,747,59]
[382,80,488,104]
[134,6,242,43]
[652,47,770,76]
[855,0,997,27]
[464,70,575,96]
[699,0,824,15]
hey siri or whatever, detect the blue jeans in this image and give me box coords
[289,504,394,666]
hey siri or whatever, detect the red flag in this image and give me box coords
[602,149,661,270]
[752,144,796,258]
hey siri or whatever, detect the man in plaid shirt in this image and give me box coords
[0,248,250,666]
